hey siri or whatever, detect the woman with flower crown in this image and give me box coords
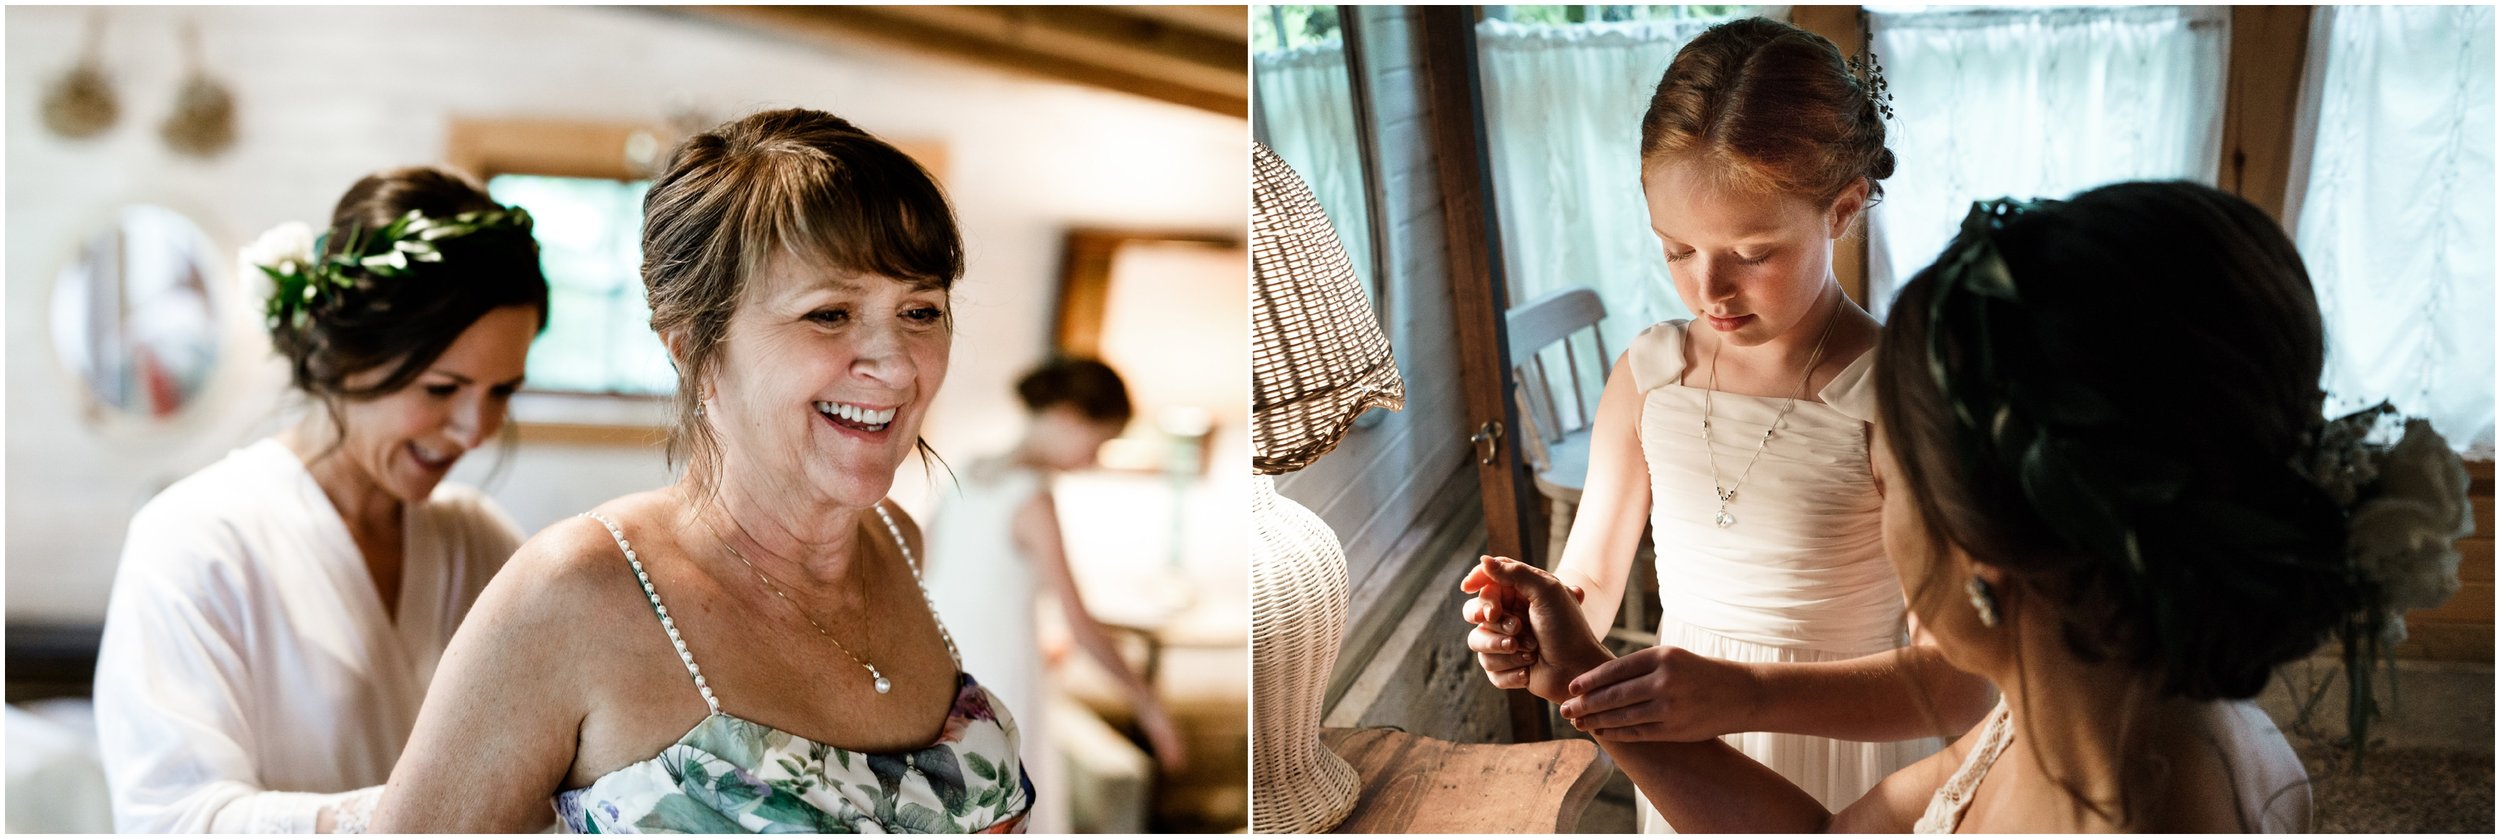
[1458,18,1993,830]
[90,168,548,832]
[1469,180,2471,831]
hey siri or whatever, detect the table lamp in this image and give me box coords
[1248,141,1405,833]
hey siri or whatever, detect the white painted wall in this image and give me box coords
[5,5,1248,624]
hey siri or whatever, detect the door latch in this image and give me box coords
[1470,420,1504,465]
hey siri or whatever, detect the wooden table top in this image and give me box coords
[1321,726,1612,834]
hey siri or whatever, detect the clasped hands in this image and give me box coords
[1461,556,1761,742]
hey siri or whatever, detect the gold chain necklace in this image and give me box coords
[1701,297,1843,529]
[701,515,893,695]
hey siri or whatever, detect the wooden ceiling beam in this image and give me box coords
[1113,4,1250,42]
[671,5,1248,118]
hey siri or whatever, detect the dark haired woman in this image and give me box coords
[374,109,1031,832]
[1469,180,2467,831]
[1459,17,1991,828]
[92,167,547,832]
[921,357,1191,832]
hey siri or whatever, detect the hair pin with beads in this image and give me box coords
[1849,50,1895,121]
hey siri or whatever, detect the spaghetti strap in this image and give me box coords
[871,500,962,668]
[582,511,719,714]
[1915,700,2013,833]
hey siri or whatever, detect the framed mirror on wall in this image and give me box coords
[48,204,229,430]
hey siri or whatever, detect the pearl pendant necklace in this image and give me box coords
[1700,299,1843,529]
[706,516,894,695]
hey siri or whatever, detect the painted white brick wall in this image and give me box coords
[5,5,1248,624]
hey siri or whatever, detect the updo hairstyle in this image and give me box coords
[1015,357,1134,426]
[1875,181,2362,702]
[270,166,550,402]
[1639,17,1897,210]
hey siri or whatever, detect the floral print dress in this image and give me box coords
[554,509,1033,833]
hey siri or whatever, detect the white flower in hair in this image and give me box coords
[241,221,317,276]
[2346,419,2473,642]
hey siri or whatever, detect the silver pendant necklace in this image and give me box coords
[1701,299,1843,528]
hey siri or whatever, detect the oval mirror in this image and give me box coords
[49,205,225,422]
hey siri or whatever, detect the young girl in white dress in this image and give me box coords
[1470,180,2429,832]
[921,357,1189,832]
[1462,18,1993,830]
[92,168,546,832]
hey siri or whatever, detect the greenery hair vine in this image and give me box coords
[248,206,536,332]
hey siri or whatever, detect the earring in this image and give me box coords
[1965,576,2001,628]
[694,403,706,418]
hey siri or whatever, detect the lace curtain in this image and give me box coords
[2286,5,2496,457]
[1476,10,1779,356]
[1253,41,1377,296]
[1865,5,2229,316]
[1475,10,1778,430]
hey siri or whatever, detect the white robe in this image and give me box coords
[92,439,522,832]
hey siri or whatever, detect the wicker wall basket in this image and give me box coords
[1249,475,1361,833]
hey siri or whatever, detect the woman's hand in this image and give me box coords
[1557,645,1763,741]
[1460,556,1611,702]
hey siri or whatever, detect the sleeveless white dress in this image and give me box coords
[1626,319,1940,832]
[920,460,1067,834]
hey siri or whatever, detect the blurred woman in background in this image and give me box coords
[924,356,1191,832]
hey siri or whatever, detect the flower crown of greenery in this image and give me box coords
[250,206,536,332]
[1922,197,2473,772]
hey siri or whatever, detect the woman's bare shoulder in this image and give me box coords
[466,492,680,645]
[2142,700,2313,832]
[1832,712,1981,832]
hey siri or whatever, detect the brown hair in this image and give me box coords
[641,108,964,497]
[271,166,549,438]
[1878,182,2354,830]
[1639,17,1896,208]
[1015,356,1134,425]
[1876,181,2358,705]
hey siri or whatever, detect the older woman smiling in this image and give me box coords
[373,109,1032,833]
